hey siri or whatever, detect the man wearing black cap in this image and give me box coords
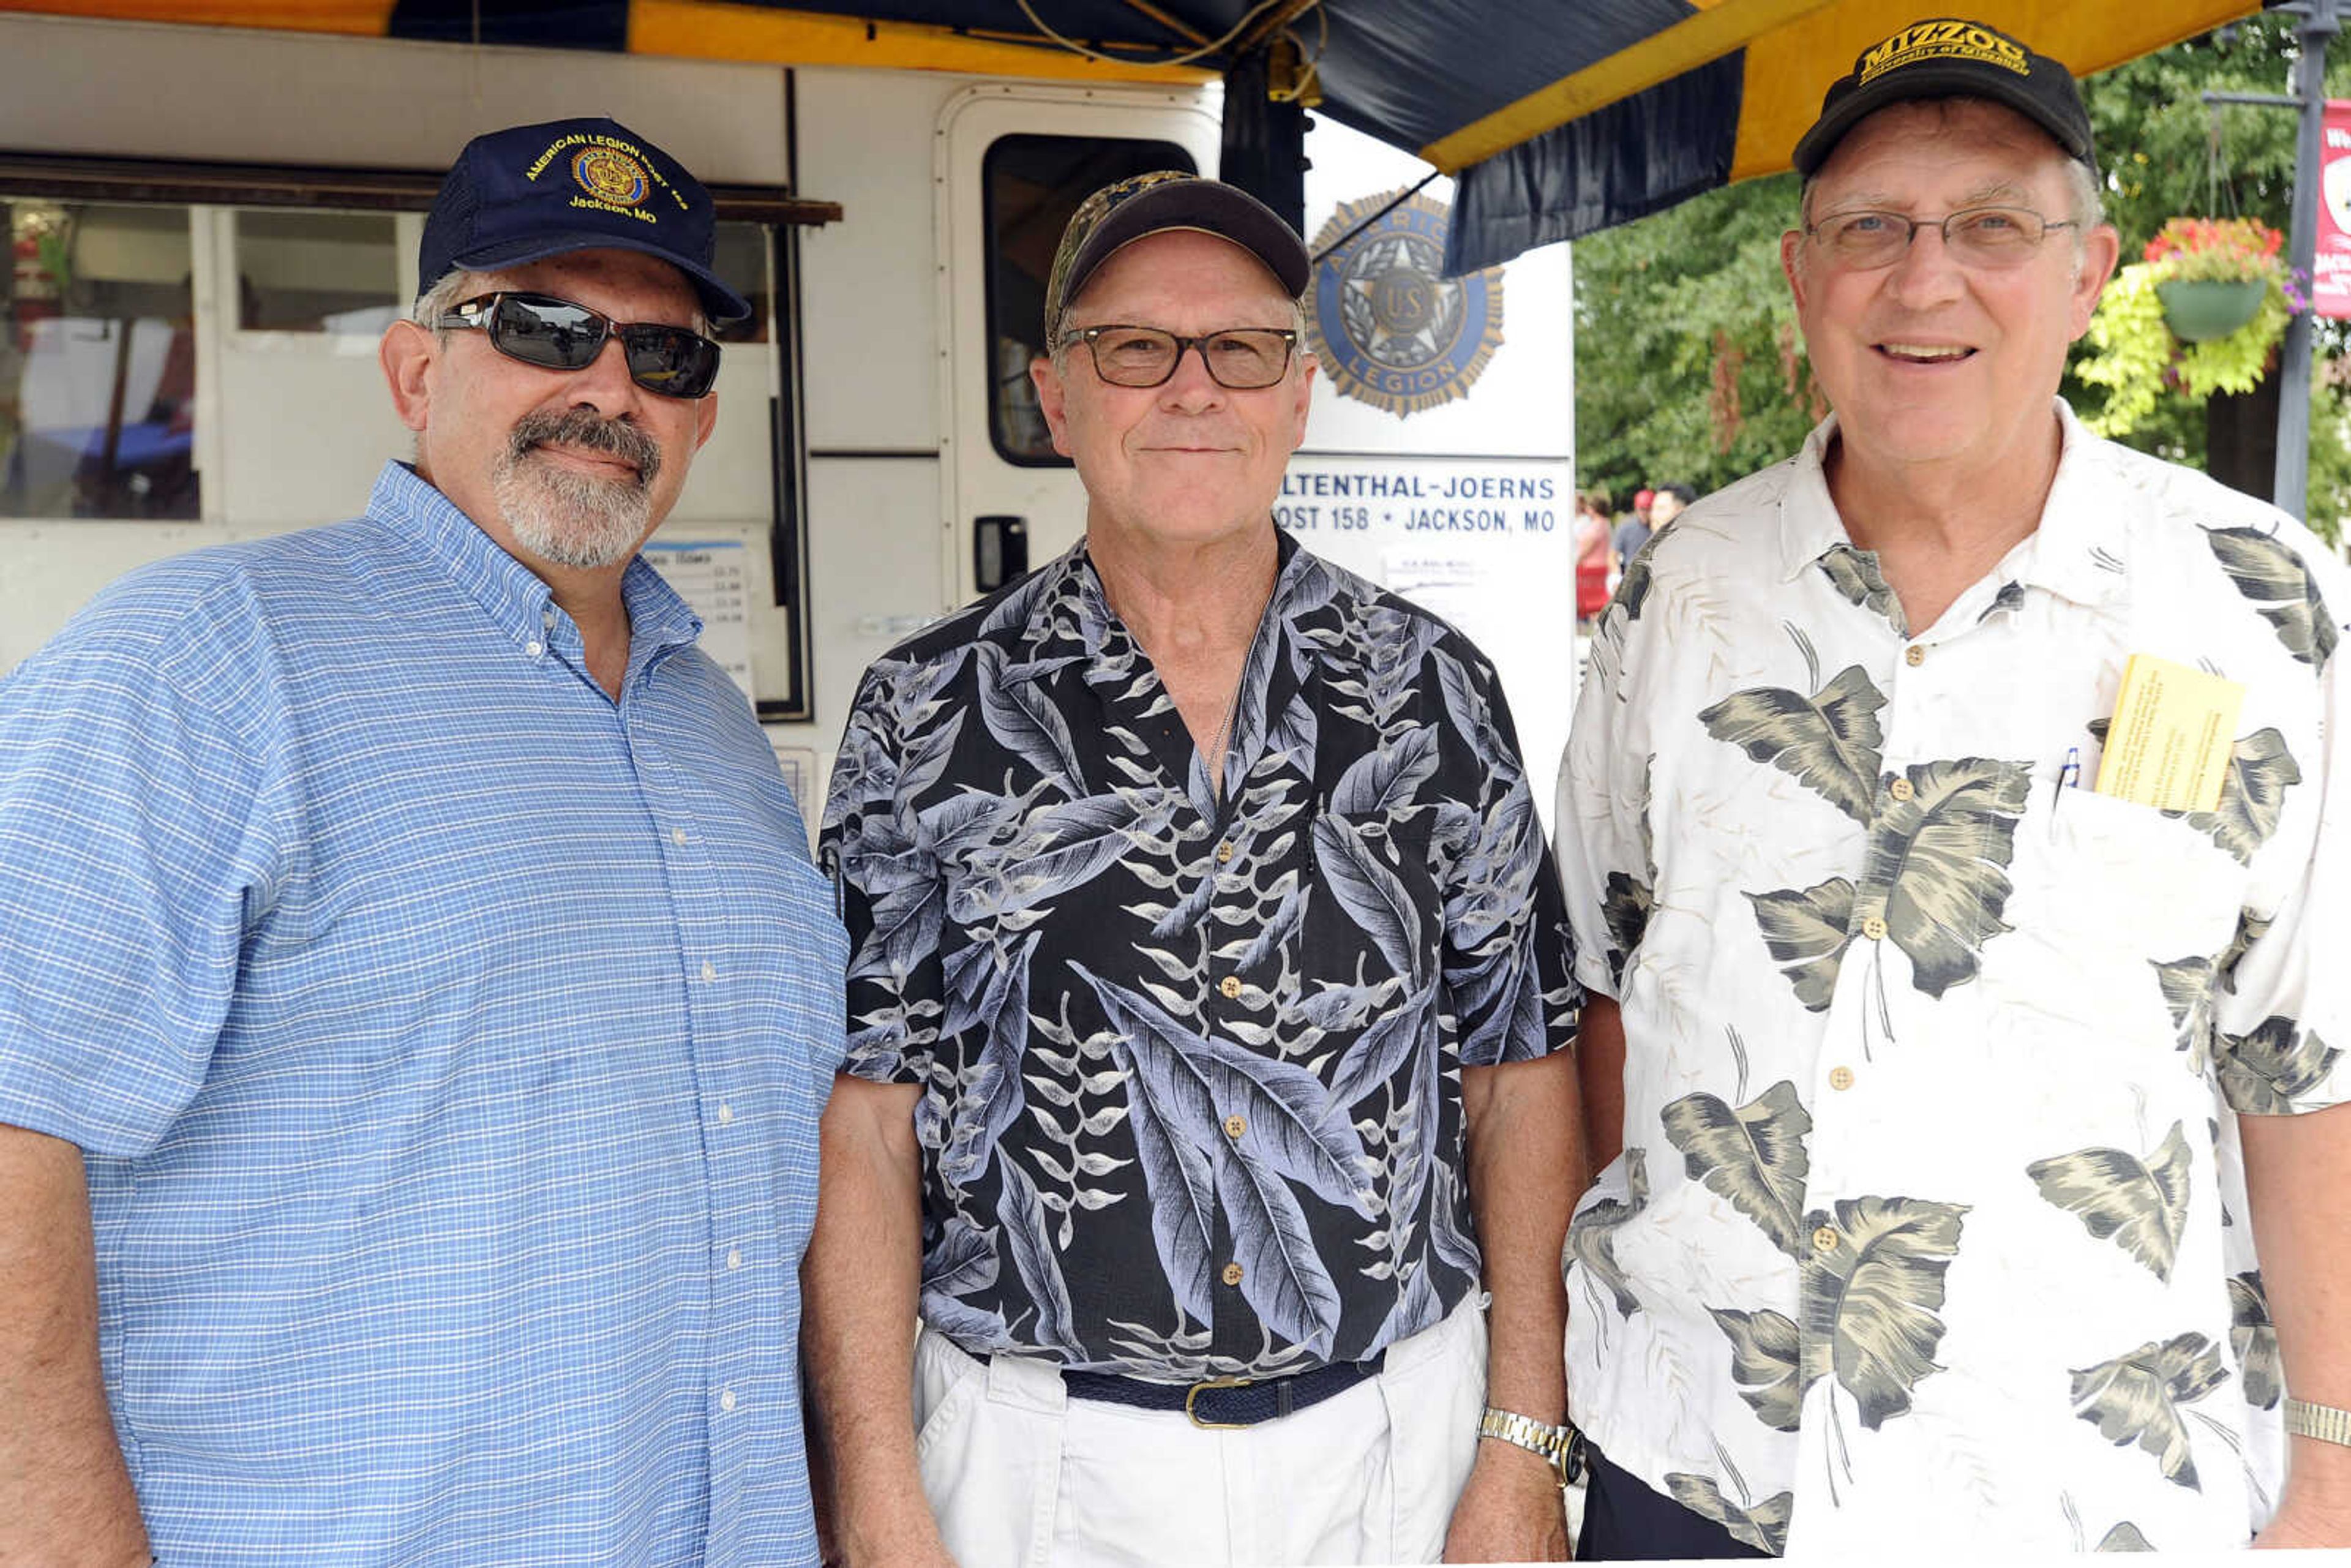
[809,172,1584,1564]
[1557,16,2351,1556]
[0,118,844,1564]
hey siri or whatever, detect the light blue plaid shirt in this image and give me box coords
[0,463,845,1566]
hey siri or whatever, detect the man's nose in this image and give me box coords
[561,334,642,411]
[1158,340,1226,405]
[1884,219,1967,302]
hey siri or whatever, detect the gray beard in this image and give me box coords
[490,408,662,571]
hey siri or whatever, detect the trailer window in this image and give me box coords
[4,200,198,519]
[233,210,400,336]
[981,134,1194,466]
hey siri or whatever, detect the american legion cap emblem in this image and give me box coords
[1306,189,1503,418]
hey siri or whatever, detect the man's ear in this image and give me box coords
[1031,353,1074,459]
[694,387,720,451]
[1781,229,1810,310]
[381,319,435,434]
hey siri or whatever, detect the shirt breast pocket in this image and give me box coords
[2014,782,2248,973]
[1302,811,1444,991]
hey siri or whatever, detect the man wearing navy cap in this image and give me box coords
[1558,17,2351,1556]
[0,118,844,1564]
[808,172,1584,1565]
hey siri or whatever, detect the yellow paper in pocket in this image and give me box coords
[2094,654,2246,813]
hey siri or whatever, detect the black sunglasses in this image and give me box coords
[437,291,722,399]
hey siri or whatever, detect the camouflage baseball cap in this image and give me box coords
[1043,171,1310,342]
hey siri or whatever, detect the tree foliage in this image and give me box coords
[1573,13,2351,541]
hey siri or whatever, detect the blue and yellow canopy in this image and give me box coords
[0,0,2263,269]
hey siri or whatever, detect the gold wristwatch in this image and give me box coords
[2285,1397,2351,1447]
[1477,1406,1586,1487]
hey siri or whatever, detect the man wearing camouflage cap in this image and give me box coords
[808,172,1586,1564]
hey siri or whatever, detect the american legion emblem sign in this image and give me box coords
[1306,189,1504,418]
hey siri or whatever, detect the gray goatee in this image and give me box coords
[491,407,664,571]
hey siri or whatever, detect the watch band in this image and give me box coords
[1477,1406,1586,1487]
[2285,1398,2351,1447]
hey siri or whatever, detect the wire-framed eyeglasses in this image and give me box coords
[1804,206,2079,271]
[1058,324,1300,389]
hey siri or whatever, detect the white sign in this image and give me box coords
[1277,454,1576,830]
[640,539,757,705]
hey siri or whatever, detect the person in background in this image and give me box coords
[0,117,844,1566]
[1610,487,1654,571]
[1575,489,1614,624]
[808,171,1584,1567]
[1556,17,2348,1556]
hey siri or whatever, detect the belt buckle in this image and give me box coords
[1184,1375,1255,1430]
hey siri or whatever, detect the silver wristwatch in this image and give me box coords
[1477,1406,1586,1487]
[2285,1397,2351,1447]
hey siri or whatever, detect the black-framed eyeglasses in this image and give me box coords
[1058,324,1299,389]
[1804,206,2079,271]
[437,292,723,399]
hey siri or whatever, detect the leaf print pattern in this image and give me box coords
[1798,1196,1969,1430]
[2181,728,2298,865]
[1663,1474,1793,1555]
[2215,1016,2341,1114]
[1819,544,1910,636]
[1599,756,1659,988]
[2069,1332,2230,1490]
[2205,525,2339,669]
[1564,1147,1648,1318]
[2096,1522,2156,1551]
[2025,1122,2191,1281]
[1858,759,2031,998]
[2216,910,2271,995]
[2228,1272,2281,1411]
[1663,1081,1813,1258]
[2150,956,2215,1074]
[1745,878,1855,1013]
[1711,1306,1805,1432]
[1699,664,1886,823]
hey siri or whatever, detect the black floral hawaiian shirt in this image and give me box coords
[821,530,1578,1379]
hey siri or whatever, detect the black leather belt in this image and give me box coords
[1058,1351,1387,1429]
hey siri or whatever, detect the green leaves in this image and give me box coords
[1709,1306,1805,1432]
[2182,727,2300,865]
[1700,664,1886,823]
[2025,1122,2191,1282]
[2216,1015,2341,1114]
[2205,527,2339,670]
[1663,1080,1812,1258]
[2229,1270,2281,1411]
[2069,1332,2231,1490]
[1663,1475,1792,1555]
[1798,1196,1970,1431]
[1565,1147,1648,1318]
[1745,878,1854,1014]
[2150,956,2216,1073]
[1818,547,1910,637]
[1861,760,2032,999]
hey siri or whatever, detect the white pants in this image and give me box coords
[911,1297,1487,1567]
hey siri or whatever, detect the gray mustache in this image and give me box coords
[510,407,661,486]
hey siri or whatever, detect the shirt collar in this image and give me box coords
[1006,524,1311,678]
[1774,399,2132,610]
[366,461,703,662]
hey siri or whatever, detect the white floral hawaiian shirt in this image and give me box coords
[1554,402,2347,1556]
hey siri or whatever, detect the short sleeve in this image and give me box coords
[819,662,947,1086]
[2210,639,2348,1118]
[0,631,283,1155]
[1434,640,1580,1068]
[1553,596,1660,1002]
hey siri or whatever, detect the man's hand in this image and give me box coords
[1441,1439,1570,1562]
[2254,1481,2351,1549]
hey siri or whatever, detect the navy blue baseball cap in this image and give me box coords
[419,116,751,324]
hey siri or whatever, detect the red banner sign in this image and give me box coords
[2315,100,2351,318]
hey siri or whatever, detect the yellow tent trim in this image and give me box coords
[0,0,389,31]
[630,0,1215,84]
[1728,0,2262,182]
[1419,0,1839,174]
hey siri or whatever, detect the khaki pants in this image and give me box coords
[912,1297,1487,1567]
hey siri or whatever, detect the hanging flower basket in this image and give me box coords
[2154,276,2269,341]
[2076,216,2304,437]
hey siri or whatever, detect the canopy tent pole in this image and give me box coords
[2273,0,2341,520]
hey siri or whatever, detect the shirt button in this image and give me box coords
[1860,914,1889,942]
[701,959,718,983]
[1219,975,1242,1000]
[726,1247,743,1270]
[717,1102,735,1126]
[672,827,689,846]
[1888,777,1914,803]
[1221,1262,1245,1286]
[719,1388,737,1412]
[1217,841,1235,864]
[1812,1225,1840,1253]
[525,640,544,658]
[1905,643,1927,667]
[1829,1065,1856,1091]
[1223,1114,1247,1139]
